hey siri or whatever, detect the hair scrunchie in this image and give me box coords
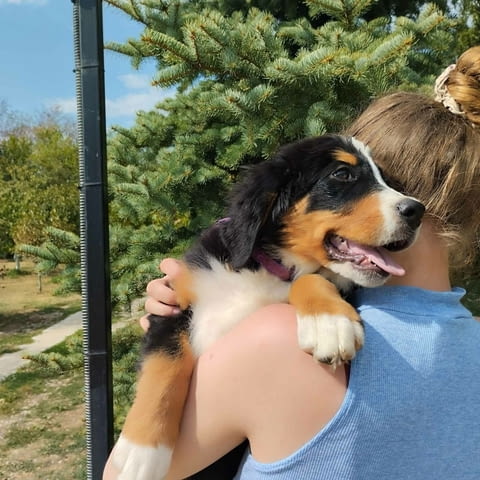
[434,64,465,116]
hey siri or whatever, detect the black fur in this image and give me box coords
[183,135,383,276]
[143,312,191,357]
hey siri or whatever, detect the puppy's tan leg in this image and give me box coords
[170,261,197,310]
[289,274,363,365]
[112,333,195,480]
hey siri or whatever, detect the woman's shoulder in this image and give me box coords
[197,301,348,410]
[196,303,348,462]
[216,303,312,363]
[217,302,349,380]
[224,303,348,461]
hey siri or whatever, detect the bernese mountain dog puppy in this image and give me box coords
[112,134,425,480]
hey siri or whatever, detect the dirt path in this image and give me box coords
[0,311,82,380]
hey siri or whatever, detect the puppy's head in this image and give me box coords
[221,135,424,287]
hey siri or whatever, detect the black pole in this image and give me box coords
[72,1,113,478]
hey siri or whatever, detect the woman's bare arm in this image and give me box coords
[105,260,347,479]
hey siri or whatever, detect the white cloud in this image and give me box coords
[0,0,48,5]
[48,74,176,123]
[105,88,174,117]
[119,73,152,90]
[51,97,76,115]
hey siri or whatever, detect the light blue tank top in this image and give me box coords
[234,286,480,479]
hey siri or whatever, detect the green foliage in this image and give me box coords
[450,0,480,55]
[0,109,79,257]
[23,350,84,373]
[109,323,144,433]
[0,133,32,255]
[19,227,81,295]
[454,259,480,316]
[24,333,83,373]
[5,268,29,278]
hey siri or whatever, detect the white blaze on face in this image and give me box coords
[351,136,418,246]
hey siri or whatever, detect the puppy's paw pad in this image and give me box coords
[112,434,172,480]
[297,313,364,366]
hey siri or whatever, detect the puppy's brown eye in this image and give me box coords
[331,167,356,182]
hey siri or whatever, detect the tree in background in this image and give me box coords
[452,0,480,53]
[26,0,479,307]
[0,106,78,258]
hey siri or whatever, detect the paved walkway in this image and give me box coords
[0,311,129,381]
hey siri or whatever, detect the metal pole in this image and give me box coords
[72,1,113,478]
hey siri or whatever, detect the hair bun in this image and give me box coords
[446,46,480,127]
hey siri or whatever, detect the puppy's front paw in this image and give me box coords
[112,434,172,480]
[297,313,364,366]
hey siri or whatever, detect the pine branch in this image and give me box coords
[142,28,196,62]
[305,0,375,26]
[152,63,197,87]
[24,351,83,373]
[278,18,317,47]
[104,0,147,24]
[113,182,149,198]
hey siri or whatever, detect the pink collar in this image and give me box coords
[217,218,294,281]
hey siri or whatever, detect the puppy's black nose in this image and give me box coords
[397,199,425,230]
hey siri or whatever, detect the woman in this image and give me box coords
[105,46,480,479]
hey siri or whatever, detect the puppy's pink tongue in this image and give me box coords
[349,241,405,276]
[335,237,405,276]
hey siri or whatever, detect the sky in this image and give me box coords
[0,0,175,128]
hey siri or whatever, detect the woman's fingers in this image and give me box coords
[146,276,178,305]
[143,258,184,318]
[144,293,181,317]
[160,258,183,278]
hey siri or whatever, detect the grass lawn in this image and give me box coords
[0,259,86,479]
[0,259,81,355]
[0,258,141,479]
[0,367,86,479]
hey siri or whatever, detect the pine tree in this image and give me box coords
[29,0,459,305]
[20,227,81,294]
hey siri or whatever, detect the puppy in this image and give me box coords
[112,134,425,479]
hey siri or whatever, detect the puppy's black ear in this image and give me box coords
[220,156,294,269]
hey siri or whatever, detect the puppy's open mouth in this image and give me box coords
[325,234,411,277]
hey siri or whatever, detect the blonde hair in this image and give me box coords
[446,46,480,125]
[346,46,480,267]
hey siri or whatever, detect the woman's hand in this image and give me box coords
[140,258,183,331]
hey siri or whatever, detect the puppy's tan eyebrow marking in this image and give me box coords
[333,149,358,165]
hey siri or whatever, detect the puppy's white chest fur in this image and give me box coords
[189,258,291,355]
